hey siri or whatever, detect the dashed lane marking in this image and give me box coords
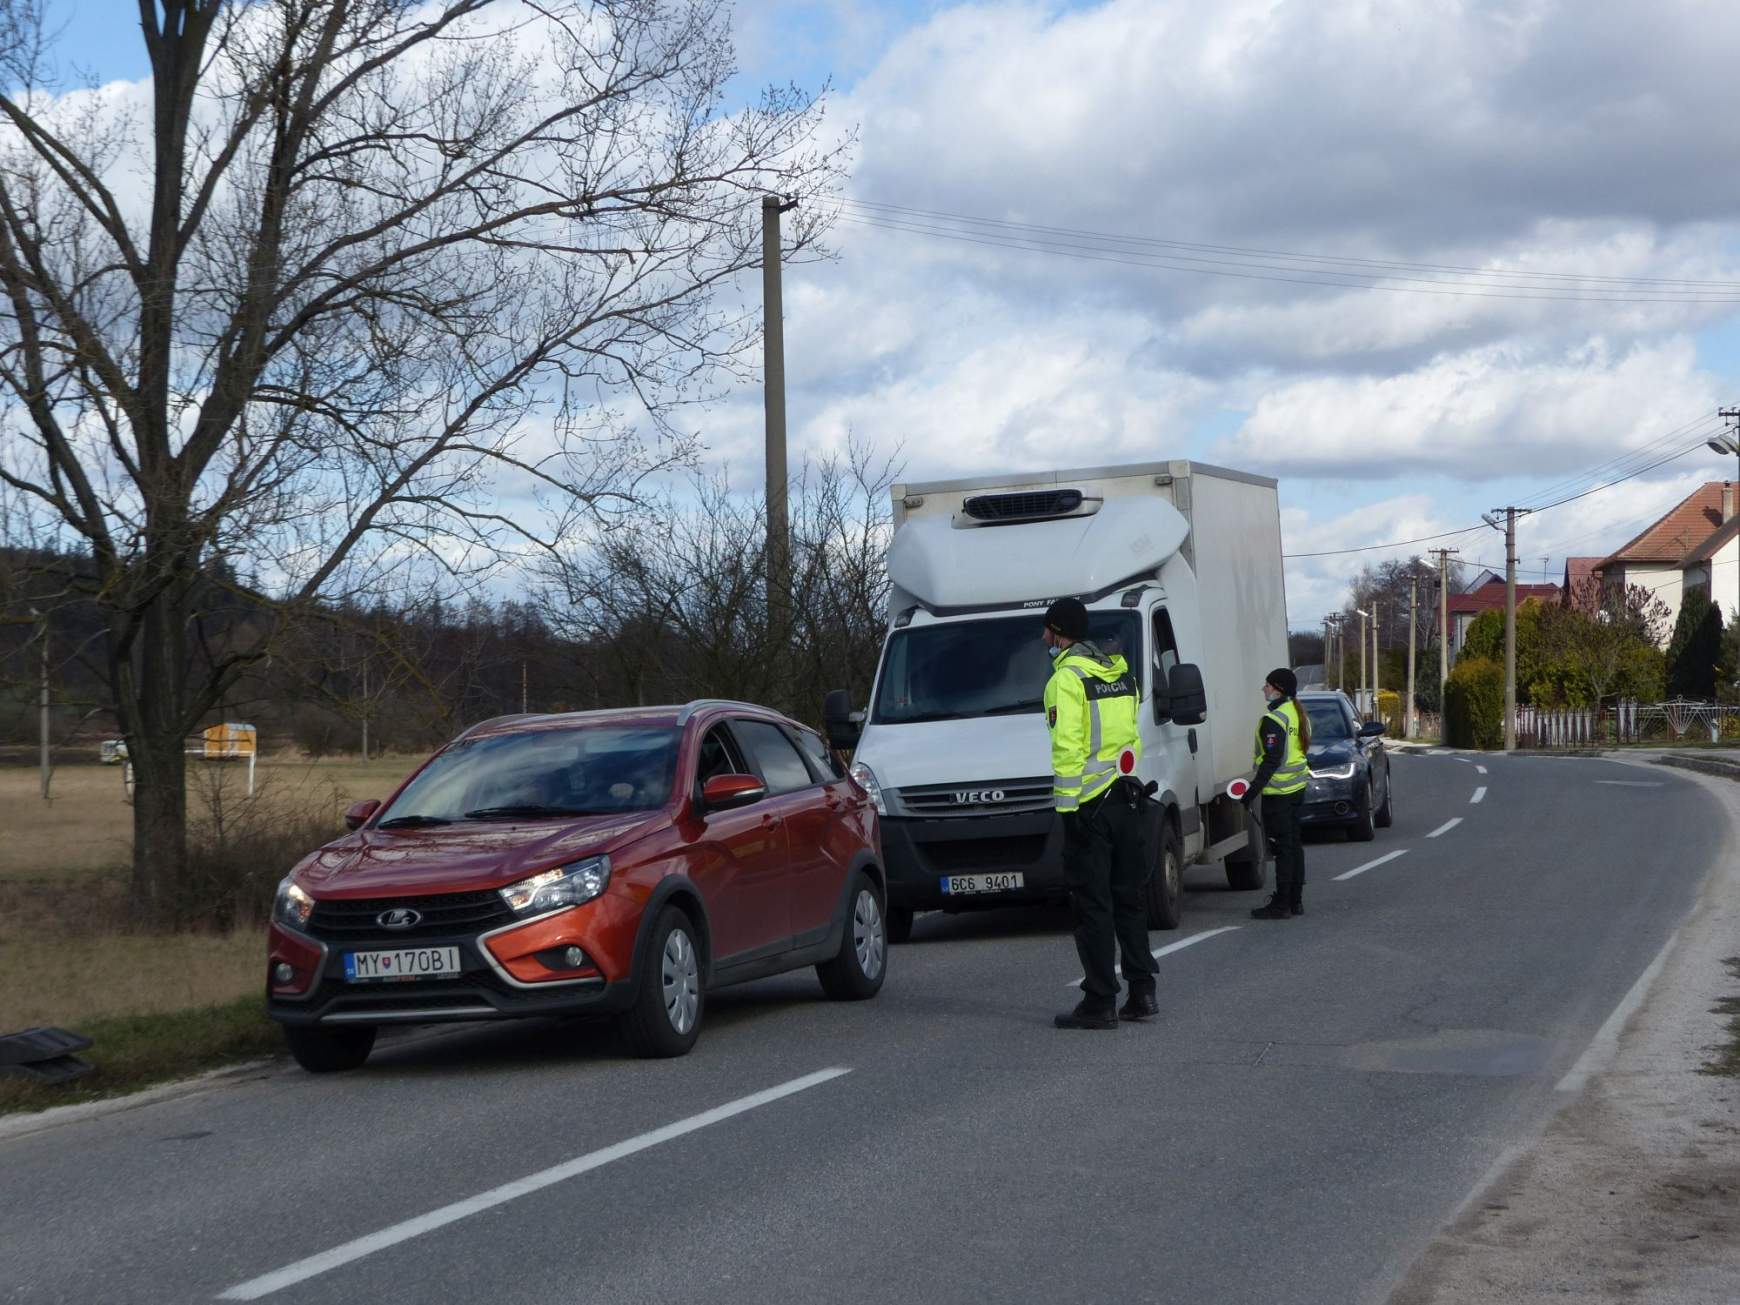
[1066,926,1240,987]
[1476,765,1489,775]
[1471,787,1487,804]
[1594,780,1665,788]
[1334,849,1408,882]
[217,1068,854,1300]
[1426,817,1463,838]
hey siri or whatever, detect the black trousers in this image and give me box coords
[1261,792,1306,906]
[1061,783,1160,1004]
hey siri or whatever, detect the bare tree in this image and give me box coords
[0,0,843,921]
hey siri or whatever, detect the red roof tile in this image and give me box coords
[1599,483,1737,567]
[1447,583,1560,615]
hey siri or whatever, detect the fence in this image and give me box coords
[1512,700,1740,749]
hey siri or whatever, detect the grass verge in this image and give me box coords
[1701,957,1740,1080]
[0,994,280,1117]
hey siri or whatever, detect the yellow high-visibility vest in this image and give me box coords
[1044,644,1140,812]
[1254,699,1308,796]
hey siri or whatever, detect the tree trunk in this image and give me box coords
[126,580,193,927]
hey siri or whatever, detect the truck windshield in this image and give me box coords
[872,612,1141,724]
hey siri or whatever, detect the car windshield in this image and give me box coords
[377,725,681,823]
[1303,700,1352,741]
[871,612,1141,725]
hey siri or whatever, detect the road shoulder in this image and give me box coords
[1389,761,1740,1304]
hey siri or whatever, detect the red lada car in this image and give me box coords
[266,701,886,1070]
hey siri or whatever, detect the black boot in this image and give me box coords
[1250,894,1291,920]
[1054,999,1119,1030]
[1119,986,1160,1021]
[1290,900,1304,916]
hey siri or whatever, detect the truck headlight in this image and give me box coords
[273,877,315,930]
[1309,762,1357,780]
[498,856,611,915]
[849,761,887,815]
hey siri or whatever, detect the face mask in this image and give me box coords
[1264,689,1282,704]
[1047,644,1063,660]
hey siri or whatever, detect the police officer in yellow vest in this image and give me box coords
[1241,667,1312,920]
[1042,598,1160,1029]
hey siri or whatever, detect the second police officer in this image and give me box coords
[1042,597,1161,1029]
[1241,667,1312,919]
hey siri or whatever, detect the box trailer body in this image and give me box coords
[838,460,1288,933]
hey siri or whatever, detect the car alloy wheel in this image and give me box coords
[853,888,886,982]
[662,927,699,1035]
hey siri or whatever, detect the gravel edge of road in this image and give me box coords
[1387,759,1740,1305]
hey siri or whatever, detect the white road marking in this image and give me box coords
[1066,926,1240,986]
[1426,817,1463,838]
[1452,756,1474,765]
[1556,932,1678,1093]
[1471,787,1487,804]
[1334,849,1408,881]
[1476,765,1488,775]
[217,1068,853,1300]
[1594,780,1665,788]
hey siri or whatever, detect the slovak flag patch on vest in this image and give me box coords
[1118,748,1136,774]
[1047,706,1057,728]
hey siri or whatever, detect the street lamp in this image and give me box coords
[1355,608,1371,716]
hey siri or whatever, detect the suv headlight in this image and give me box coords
[498,855,611,915]
[1309,761,1357,780]
[273,877,315,930]
[849,761,886,815]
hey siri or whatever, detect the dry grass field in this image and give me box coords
[0,753,421,1031]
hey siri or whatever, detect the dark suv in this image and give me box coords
[266,701,885,1069]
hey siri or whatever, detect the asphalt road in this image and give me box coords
[1,753,1724,1305]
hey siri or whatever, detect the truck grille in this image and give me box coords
[308,888,517,940]
[923,835,1049,872]
[895,777,1054,817]
[961,490,1085,522]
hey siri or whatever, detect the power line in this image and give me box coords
[836,200,1740,304]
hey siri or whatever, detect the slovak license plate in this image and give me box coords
[940,872,1024,896]
[343,947,462,982]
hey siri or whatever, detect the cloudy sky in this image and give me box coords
[51,0,1740,623]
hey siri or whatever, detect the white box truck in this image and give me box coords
[824,459,1289,942]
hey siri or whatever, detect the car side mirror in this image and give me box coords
[1151,665,1172,724]
[1168,663,1208,726]
[701,774,767,811]
[823,688,862,751]
[1358,720,1387,738]
[344,798,381,831]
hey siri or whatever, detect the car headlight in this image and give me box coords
[849,761,886,815]
[498,855,611,915]
[273,877,315,930]
[1309,762,1357,780]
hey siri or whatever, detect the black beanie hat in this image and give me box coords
[1267,667,1298,696]
[1044,597,1090,640]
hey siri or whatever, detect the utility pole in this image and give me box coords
[1370,601,1381,719]
[1355,608,1370,715]
[1430,547,1459,705]
[763,195,799,643]
[1407,578,1418,740]
[1484,508,1532,752]
[1712,410,1740,619]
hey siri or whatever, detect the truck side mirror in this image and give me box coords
[823,689,862,751]
[1168,664,1208,726]
[1151,665,1172,724]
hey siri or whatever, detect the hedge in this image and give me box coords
[1445,656,1505,750]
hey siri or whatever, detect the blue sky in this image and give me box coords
[34,0,1740,623]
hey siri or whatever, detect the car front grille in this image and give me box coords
[308,888,517,941]
[894,776,1054,817]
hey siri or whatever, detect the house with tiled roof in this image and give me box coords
[1561,557,1603,612]
[1447,576,1561,664]
[1594,482,1738,640]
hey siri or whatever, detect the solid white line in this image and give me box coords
[1594,780,1665,788]
[1333,849,1408,881]
[1555,932,1678,1093]
[1426,817,1463,838]
[1475,765,1489,775]
[1065,926,1240,986]
[217,1068,853,1300]
[1471,787,1487,804]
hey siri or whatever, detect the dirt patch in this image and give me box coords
[1701,958,1740,1080]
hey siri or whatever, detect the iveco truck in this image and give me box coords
[824,460,1288,943]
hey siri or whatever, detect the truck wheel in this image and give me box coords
[1349,776,1377,842]
[886,903,914,945]
[284,1024,375,1073]
[1374,767,1395,828]
[817,873,887,1000]
[1145,821,1184,930]
[619,908,704,1059]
